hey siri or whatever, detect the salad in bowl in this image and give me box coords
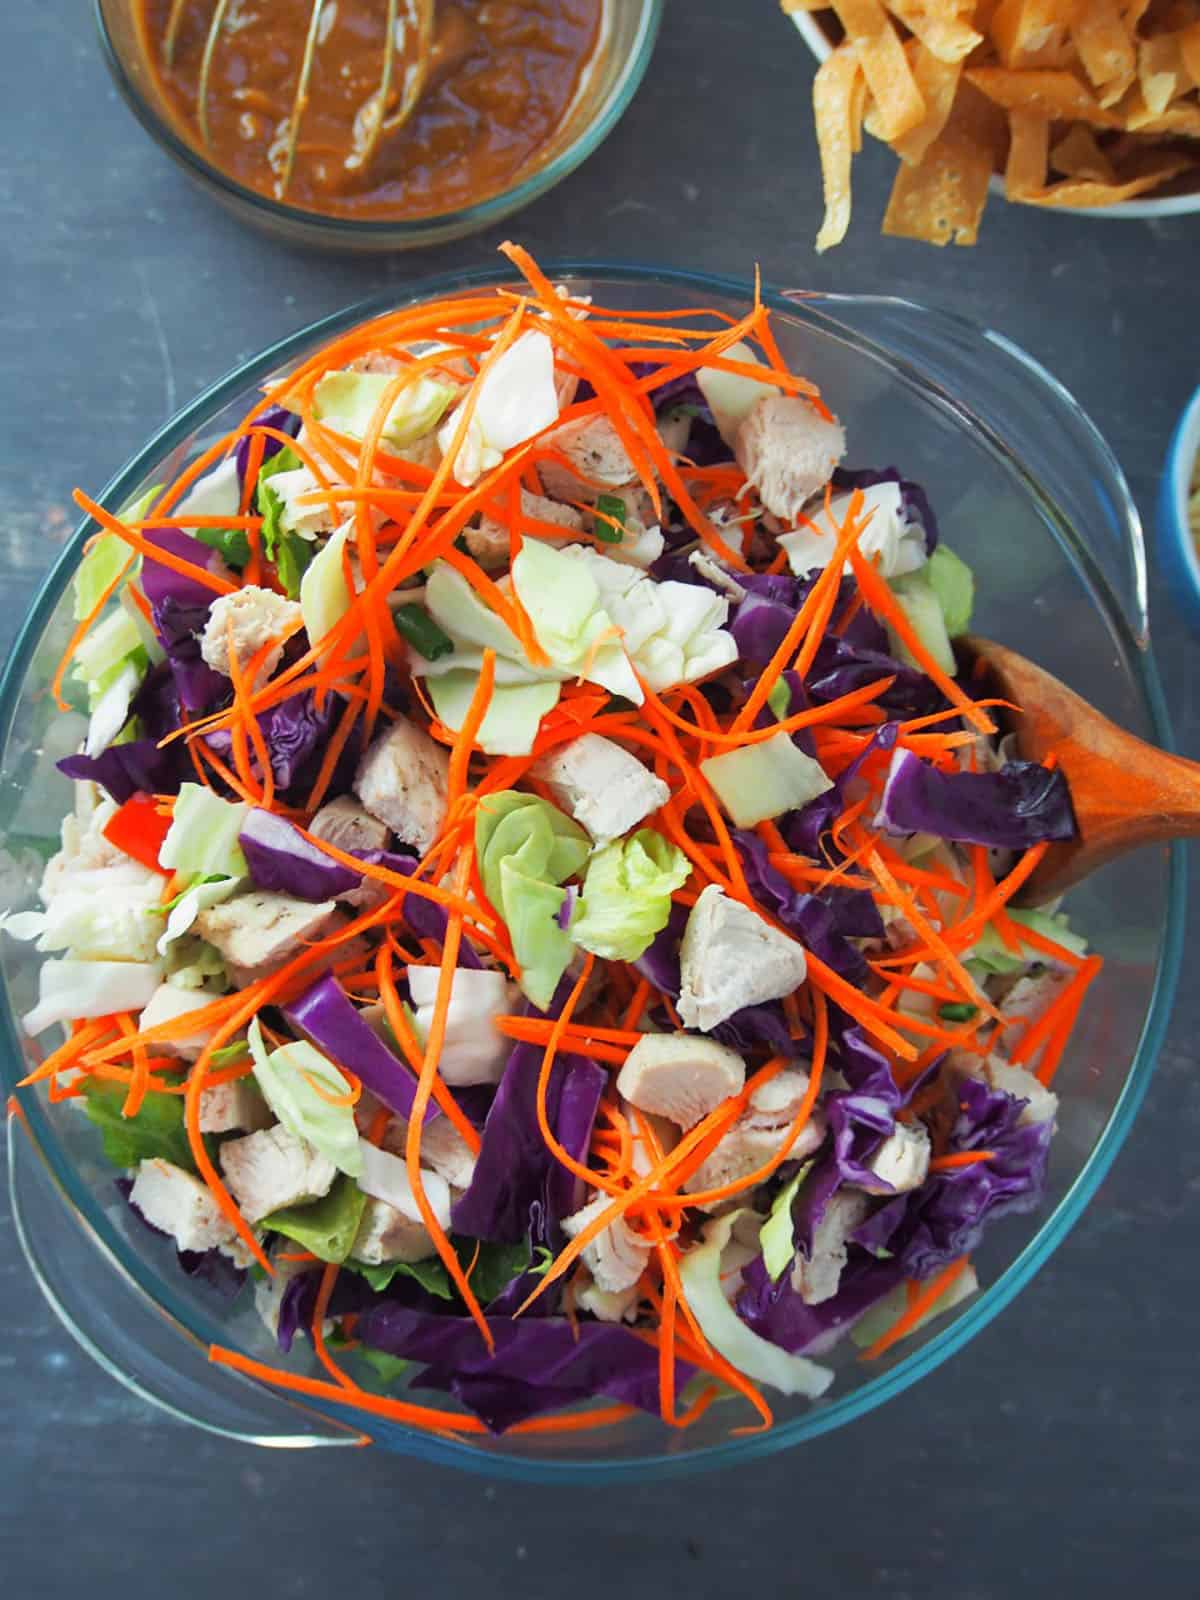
[1,248,1128,1448]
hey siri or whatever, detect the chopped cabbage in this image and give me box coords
[247,1017,364,1179]
[569,829,690,962]
[313,368,458,449]
[160,786,249,881]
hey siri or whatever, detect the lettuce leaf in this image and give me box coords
[262,1173,367,1265]
[569,828,689,962]
[475,792,589,1009]
[80,1076,198,1171]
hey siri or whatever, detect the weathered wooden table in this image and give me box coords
[2,4,1199,1594]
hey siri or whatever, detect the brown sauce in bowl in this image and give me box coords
[139,0,605,219]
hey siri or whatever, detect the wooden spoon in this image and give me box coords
[960,636,1200,906]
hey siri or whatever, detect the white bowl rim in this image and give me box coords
[788,9,1200,220]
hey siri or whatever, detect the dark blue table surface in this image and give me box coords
[2,4,1199,1595]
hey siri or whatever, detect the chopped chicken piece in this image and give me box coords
[407,966,516,1086]
[129,1158,237,1254]
[616,1031,746,1130]
[677,884,808,1033]
[468,489,585,569]
[219,1125,337,1224]
[199,586,302,682]
[790,1191,870,1306]
[563,1194,652,1294]
[195,891,338,976]
[537,414,642,502]
[351,1197,436,1265]
[532,733,670,844]
[575,1271,640,1323]
[354,717,450,854]
[859,1122,931,1195]
[308,795,391,855]
[199,1079,273,1137]
[735,395,845,525]
[138,982,217,1061]
[950,1051,1059,1127]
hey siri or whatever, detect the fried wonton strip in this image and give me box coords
[1049,122,1116,181]
[891,43,964,165]
[1020,157,1196,206]
[814,42,867,253]
[882,84,1005,245]
[883,0,983,64]
[966,65,1126,126]
[831,0,927,140]
[1004,108,1051,196]
[1070,0,1137,102]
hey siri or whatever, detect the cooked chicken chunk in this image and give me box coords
[677,884,808,1033]
[354,717,450,854]
[219,1125,337,1224]
[200,586,302,681]
[533,734,670,845]
[735,395,845,525]
[616,1032,746,1130]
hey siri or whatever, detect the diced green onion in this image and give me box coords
[594,493,627,544]
[938,1002,978,1022]
[394,603,455,661]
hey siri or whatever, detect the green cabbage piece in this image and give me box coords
[926,545,975,637]
[262,1173,367,1265]
[300,523,353,645]
[700,733,833,829]
[887,568,957,677]
[73,484,160,622]
[247,1018,364,1179]
[313,368,457,449]
[159,785,249,881]
[475,791,589,1009]
[569,828,689,962]
[758,1166,810,1283]
[677,1210,833,1399]
[510,541,641,701]
[427,672,561,757]
[967,906,1087,976]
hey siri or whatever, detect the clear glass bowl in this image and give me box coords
[94,1,663,250]
[0,265,1183,1479]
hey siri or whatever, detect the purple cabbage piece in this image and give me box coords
[737,1069,1052,1355]
[240,808,362,900]
[354,1305,692,1434]
[875,748,1077,849]
[738,1251,903,1357]
[785,720,898,862]
[282,972,436,1124]
[633,902,687,995]
[348,848,483,969]
[59,738,186,804]
[234,404,300,483]
[637,367,732,469]
[141,528,229,715]
[832,465,940,555]
[883,1073,1054,1278]
[117,1178,246,1301]
[734,829,879,986]
[277,1265,378,1354]
[450,1040,605,1248]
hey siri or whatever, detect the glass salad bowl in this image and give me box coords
[0,264,1182,1480]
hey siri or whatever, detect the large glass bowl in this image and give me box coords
[94,0,663,251]
[0,264,1182,1479]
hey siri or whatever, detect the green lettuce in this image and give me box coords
[475,791,589,1009]
[262,1173,367,1265]
[256,446,316,598]
[569,828,689,962]
[81,1077,200,1172]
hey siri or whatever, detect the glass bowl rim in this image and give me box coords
[0,260,1184,1479]
[93,0,665,240]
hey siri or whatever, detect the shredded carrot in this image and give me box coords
[859,1257,973,1362]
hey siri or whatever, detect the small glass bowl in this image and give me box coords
[1156,383,1200,627]
[0,264,1183,1479]
[93,0,663,251]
